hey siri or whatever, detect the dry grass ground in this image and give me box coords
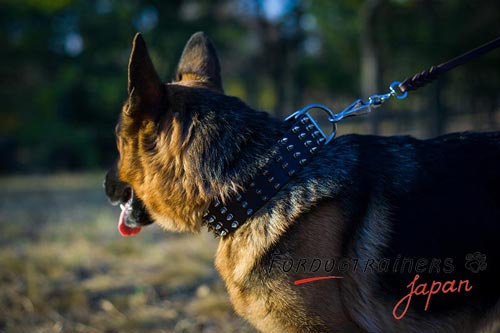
[0,173,256,333]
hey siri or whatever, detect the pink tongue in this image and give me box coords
[118,203,142,237]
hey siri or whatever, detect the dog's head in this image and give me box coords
[104,32,281,236]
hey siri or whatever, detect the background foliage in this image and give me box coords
[0,1,499,332]
[1,0,499,174]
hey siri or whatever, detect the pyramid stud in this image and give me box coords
[287,145,294,151]
[310,147,319,154]
[231,221,239,228]
[236,194,243,201]
[247,209,253,216]
[279,137,288,145]
[317,138,326,145]
[298,133,306,140]
[207,215,216,223]
[304,140,313,147]
[214,200,221,208]
[275,156,283,162]
[292,126,300,133]
[274,183,281,189]
[293,152,301,159]
[301,117,310,124]
[282,162,288,169]
[226,214,234,221]
[306,124,315,131]
[220,229,228,237]
[299,159,307,166]
[215,222,223,230]
[242,201,248,208]
[268,176,275,183]
[288,170,296,176]
[220,207,227,214]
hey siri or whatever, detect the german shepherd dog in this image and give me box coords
[105,32,500,332]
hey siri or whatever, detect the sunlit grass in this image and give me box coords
[0,173,255,332]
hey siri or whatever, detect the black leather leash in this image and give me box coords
[203,36,500,238]
[398,36,500,93]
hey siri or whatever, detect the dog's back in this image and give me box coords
[317,133,500,332]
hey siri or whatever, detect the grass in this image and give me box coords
[0,173,256,333]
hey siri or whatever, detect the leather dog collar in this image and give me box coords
[202,107,330,237]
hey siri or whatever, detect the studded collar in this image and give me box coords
[202,107,330,237]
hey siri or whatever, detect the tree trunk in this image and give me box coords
[360,0,382,134]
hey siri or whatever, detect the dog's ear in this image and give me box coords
[175,31,223,93]
[127,33,163,118]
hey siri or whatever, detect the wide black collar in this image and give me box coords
[202,107,330,237]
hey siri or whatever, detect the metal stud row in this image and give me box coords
[205,113,326,238]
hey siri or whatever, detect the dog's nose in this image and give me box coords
[105,181,132,206]
[104,170,133,206]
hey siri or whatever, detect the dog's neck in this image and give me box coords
[200,107,328,237]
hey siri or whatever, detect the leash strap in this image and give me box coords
[203,107,331,237]
[398,36,500,93]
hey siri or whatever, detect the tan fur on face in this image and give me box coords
[117,87,209,233]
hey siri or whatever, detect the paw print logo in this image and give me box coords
[465,252,487,273]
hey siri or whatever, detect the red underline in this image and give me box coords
[294,276,344,285]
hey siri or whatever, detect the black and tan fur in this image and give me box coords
[105,32,500,333]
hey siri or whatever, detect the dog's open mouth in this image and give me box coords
[118,194,142,236]
[117,188,154,236]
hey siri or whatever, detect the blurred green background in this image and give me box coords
[0,0,499,332]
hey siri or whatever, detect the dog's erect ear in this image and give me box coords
[127,33,163,116]
[175,31,223,93]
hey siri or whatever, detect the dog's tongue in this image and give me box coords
[118,202,141,236]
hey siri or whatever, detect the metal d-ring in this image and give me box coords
[285,104,337,144]
[389,81,408,100]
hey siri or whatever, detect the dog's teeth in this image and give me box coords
[120,204,125,210]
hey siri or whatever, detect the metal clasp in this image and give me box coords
[284,81,408,145]
[329,81,408,123]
